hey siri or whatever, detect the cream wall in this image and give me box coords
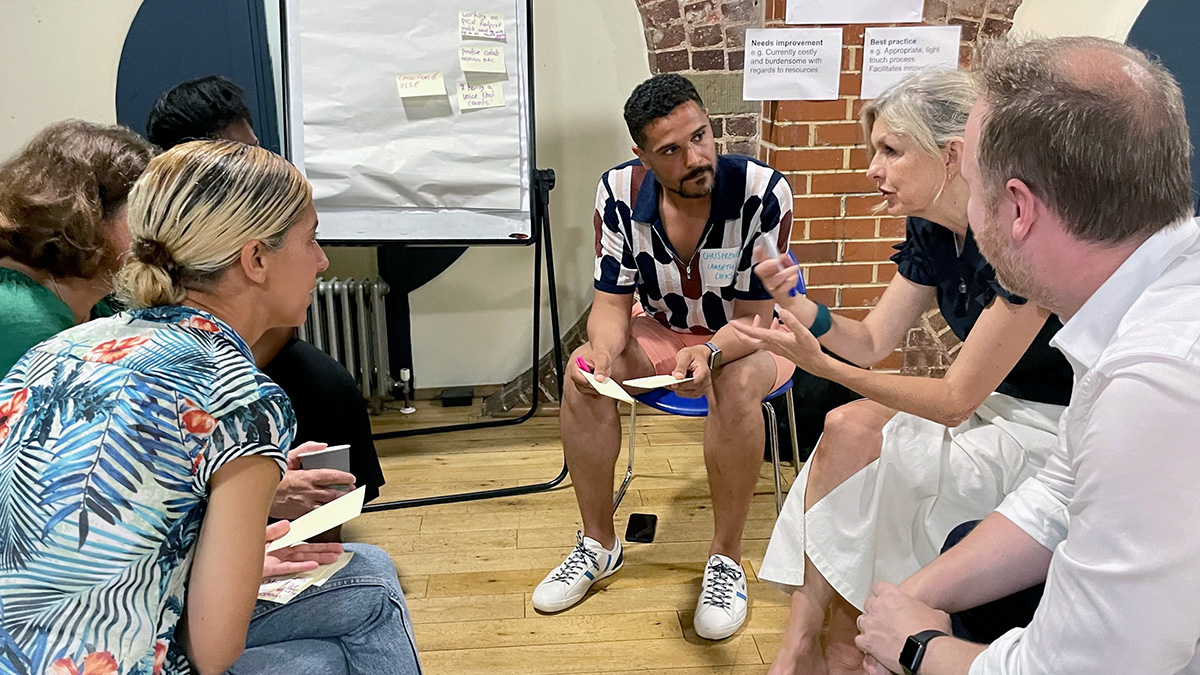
[1012,0,1150,40]
[0,0,143,158]
[0,0,649,388]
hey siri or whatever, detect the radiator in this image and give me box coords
[297,277,394,413]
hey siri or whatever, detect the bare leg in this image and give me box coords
[769,400,896,675]
[560,340,655,549]
[704,351,777,562]
[825,595,866,675]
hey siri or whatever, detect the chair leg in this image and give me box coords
[784,389,801,483]
[763,401,783,515]
[613,401,636,512]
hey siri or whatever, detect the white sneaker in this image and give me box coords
[531,531,623,613]
[693,554,748,640]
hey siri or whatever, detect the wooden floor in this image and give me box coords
[344,402,799,675]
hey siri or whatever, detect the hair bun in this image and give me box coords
[132,238,180,277]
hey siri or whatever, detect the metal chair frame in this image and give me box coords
[613,383,801,515]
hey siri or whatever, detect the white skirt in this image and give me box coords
[758,392,1064,610]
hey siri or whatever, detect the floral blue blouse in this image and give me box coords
[0,306,291,675]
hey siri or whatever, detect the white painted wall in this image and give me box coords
[1011,0,1151,40]
[0,0,649,388]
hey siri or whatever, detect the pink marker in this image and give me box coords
[575,356,593,374]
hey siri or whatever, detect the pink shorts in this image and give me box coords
[630,314,794,392]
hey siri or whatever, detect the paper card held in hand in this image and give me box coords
[395,72,446,98]
[267,486,366,552]
[583,371,635,404]
[622,375,695,389]
[258,551,355,604]
[459,11,506,41]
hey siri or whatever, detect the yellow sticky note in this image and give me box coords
[459,11,506,41]
[395,72,446,98]
[267,487,365,552]
[583,371,635,404]
[457,82,505,110]
[459,45,506,74]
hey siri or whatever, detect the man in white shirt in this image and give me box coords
[854,36,1200,675]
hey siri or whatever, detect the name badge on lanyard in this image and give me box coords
[699,247,740,288]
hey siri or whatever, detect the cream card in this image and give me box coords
[457,82,505,110]
[622,375,695,389]
[460,45,506,73]
[583,371,635,404]
[459,11,506,41]
[395,72,446,98]
[267,487,365,552]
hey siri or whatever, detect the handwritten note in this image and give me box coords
[459,11,506,41]
[700,247,741,287]
[460,45,506,74]
[458,82,505,110]
[395,72,446,98]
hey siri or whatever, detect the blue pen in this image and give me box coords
[786,250,806,297]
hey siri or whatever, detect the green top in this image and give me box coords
[0,266,76,376]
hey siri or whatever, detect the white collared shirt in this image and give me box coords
[972,218,1200,675]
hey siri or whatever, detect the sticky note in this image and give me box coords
[583,371,635,404]
[267,486,365,552]
[622,375,695,390]
[457,82,505,110]
[459,45,506,74]
[395,72,446,98]
[459,11,506,41]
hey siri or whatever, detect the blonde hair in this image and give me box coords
[117,140,312,308]
[859,68,978,160]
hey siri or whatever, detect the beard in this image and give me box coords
[973,213,1050,307]
[670,166,714,199]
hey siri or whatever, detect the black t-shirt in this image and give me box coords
[891,216,1073,406]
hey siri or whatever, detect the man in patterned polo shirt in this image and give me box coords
[532,74,796,640]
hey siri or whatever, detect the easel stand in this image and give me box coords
[364,168,567,512]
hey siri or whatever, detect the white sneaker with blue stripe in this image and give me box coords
[693,553,748,640]
[531,531,623,613]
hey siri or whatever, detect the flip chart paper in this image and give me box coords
[785,0,923,25]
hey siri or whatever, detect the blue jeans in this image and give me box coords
[227,544,422,675]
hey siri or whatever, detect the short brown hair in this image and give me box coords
[976,37,1194,245]
[0,120,157,278]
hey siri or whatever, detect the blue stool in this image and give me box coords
[614,379,800,515]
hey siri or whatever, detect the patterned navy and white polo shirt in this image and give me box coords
[593,154,793,335]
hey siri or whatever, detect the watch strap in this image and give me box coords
[703,341,722,370]
[902,629,948,675]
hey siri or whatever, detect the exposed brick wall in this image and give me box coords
[636,0,762,155]
[760,0,1022,373]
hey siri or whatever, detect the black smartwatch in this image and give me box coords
[703,341,723,371]
[899,629,947,675]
